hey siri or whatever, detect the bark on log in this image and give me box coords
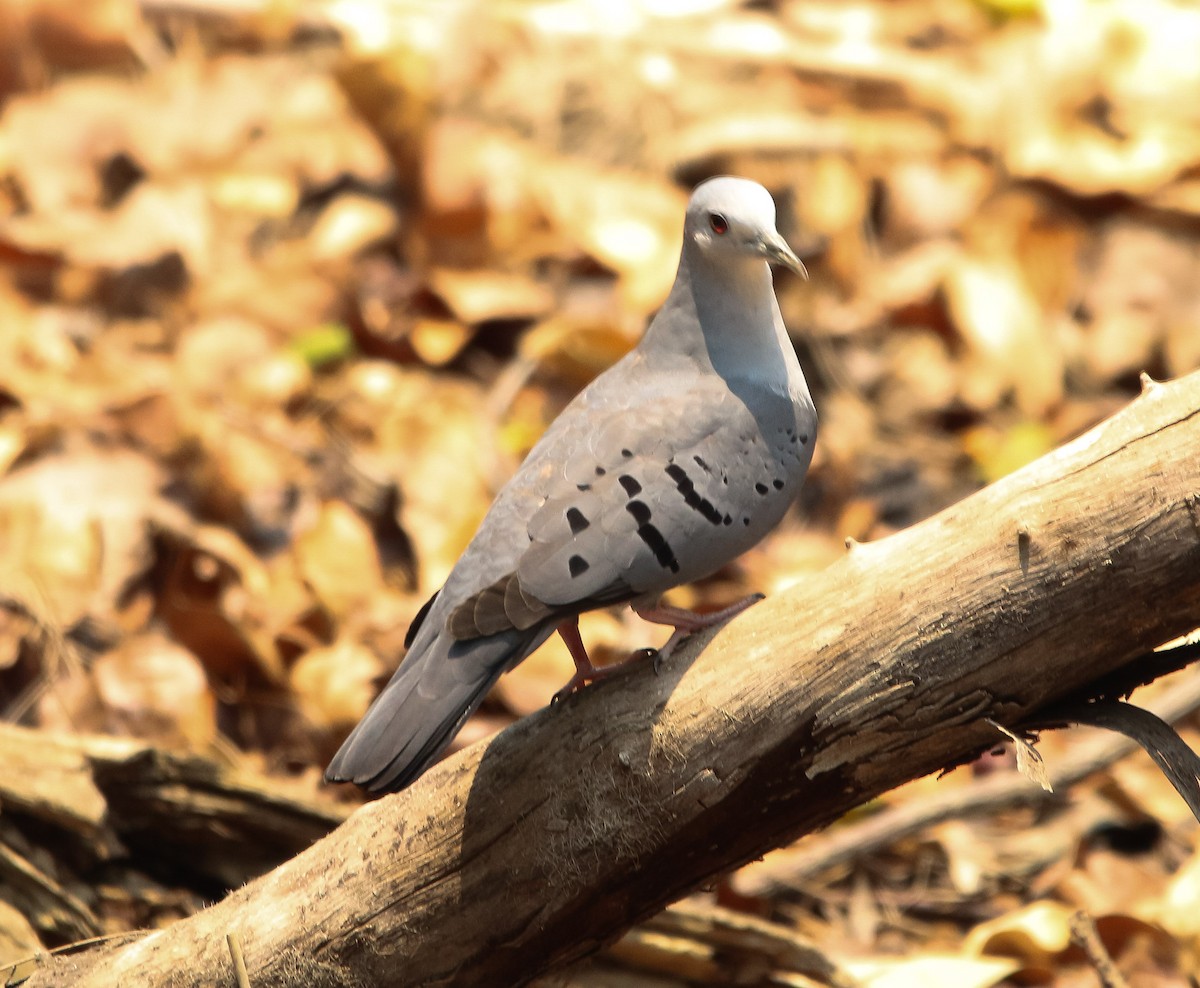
[23,370,1200,988]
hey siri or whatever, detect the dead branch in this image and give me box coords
[19,370,1200,987]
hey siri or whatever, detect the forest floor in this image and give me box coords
[2,0,1200,985]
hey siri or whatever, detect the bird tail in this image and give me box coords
[325,623,553,793]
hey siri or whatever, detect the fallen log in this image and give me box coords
[21,370,1200,987]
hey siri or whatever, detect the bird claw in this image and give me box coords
[647,648,665,674]
[550,675,589,705]
[550,645,663,705]
[550,660,615,705]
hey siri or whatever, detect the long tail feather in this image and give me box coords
[325,624,552,793]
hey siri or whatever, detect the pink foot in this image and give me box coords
[550,594,765,704]
[550,617,636,704]
[634,593,764,666]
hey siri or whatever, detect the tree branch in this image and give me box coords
[23,371,1200,987]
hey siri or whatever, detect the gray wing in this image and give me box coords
[447,371,811,639]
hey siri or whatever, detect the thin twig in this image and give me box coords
[1069,911,1130,988]
[1036,698,1200,822]
[226,933,250,988]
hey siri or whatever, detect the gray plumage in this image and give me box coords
[326,176,817,793]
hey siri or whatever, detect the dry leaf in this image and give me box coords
[944,256,1063,416]
[843,954,1019,988]
[0,450,162,628]
[989,719,1052,793]
[964,899,1075,964]
[532,165,688,312]
[995,0,1200,196]
[159,551,265,676]
[427,267,554,325]
[1077,220,1200,383]
[885,156,994,243]
[308,193,398,262]
[295,501,383,623]
[93,633,216,748]
[361,368,495,591]
[174,318,275,400]
[408,318,475,367]
[934,820,994,897]
[290,639,385,730]
[237,350,313,408]
[209,171,298,218]
[1143,849,1200,943]
[962,421,1056,485]
[519,316,637,387]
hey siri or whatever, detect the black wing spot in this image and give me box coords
[621,448,633,458]
[693,455,712,474]
[773,479,785,490]
[618,475,642,496]
[664,463,723,525]
[635,523,679,573]
[566,507,590,534]
[595,466,606,476]
[577,483,591,492]
[626,500,652,525]
[723,514,732,526]
[569,555,589,577]
[754,482,768,495]
[743,517,751,526]
[622,501,679,571]
[799,433,809,444]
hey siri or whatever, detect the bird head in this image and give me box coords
[685,177,808,279]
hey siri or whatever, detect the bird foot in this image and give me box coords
[550,655,644,704]
[551,617,649,704]
[549,595,764,703]
[635,593,764,669]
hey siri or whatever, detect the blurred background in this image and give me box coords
[2,0,1200,984]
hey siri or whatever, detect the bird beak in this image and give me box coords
[757,232,808,280]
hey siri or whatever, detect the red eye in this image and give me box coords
[709,212,728,235]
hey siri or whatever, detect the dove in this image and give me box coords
[326,176,817,793]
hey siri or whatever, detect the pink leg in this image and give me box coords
[551,617,640,704]
[633,593,764,665]
[550,594,764,704]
